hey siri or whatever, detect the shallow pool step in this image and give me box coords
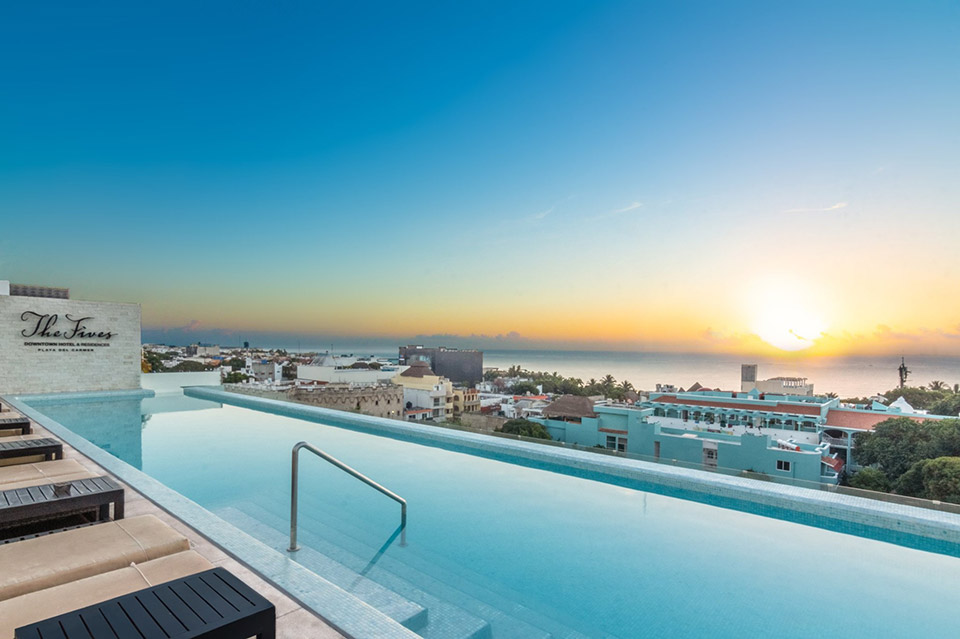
[226,502,497,639]
[216,507,430,633]
[250,495,588,639]
[236,500,562,639]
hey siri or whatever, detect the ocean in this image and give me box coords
[279,345,960,399]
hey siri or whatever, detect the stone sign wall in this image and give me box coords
[0,295,142,395]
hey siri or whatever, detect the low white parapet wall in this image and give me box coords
[142,371,222,394]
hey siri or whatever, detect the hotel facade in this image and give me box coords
[535,388,953,485]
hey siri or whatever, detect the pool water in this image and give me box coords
[26,392,960,638]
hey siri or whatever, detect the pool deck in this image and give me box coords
[7,410,343,639]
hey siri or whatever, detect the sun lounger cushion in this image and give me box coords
[0,470,99,491]
[0,550,214,638]
[0,459,87,487]
[0,514,191,601]
[0,434,46,443]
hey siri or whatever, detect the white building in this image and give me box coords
[297,351,404,385]
[740,364,814,396]
[403,383,450,421]
[246,358,283,383]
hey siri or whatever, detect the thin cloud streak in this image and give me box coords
[783,202,848,214]
[612,201,643,214]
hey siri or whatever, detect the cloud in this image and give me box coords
[782,202,848,214]
[587,201,644,221]
[612,201,643,214]
[533,207,554,220]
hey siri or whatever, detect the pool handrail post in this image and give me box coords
[288,441,407,552]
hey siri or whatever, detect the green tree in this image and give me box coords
[928,380,948,391]
[854,417,940,479]
[223,371,251,383]
[848,467,891,492]
[918,457,960,503]
[894,459,929,497]
[497,419,552,440]
[167,360,213,373]
[895,457,960,503]
[511,381,540,395]
[600,374,616,397]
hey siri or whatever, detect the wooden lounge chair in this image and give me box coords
[0,415,31,437]
[15,565,276,639]
[0,475,123,538]
[0,514,189,601]
[0,435,63,467]
[0,550,214,638]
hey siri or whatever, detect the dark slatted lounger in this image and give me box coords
[0,476,124,534]
[0,415,32,435]
[16,567,276,639]
[0,437,62,462]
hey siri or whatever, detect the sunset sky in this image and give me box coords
[2,2,958,356]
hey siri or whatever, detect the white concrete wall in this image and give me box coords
[0,295,141,394]
[141,371,222,395]
[297,364,403,384]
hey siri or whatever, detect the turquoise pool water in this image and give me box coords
[25,392,960,638]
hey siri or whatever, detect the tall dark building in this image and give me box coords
[399,345,483,385]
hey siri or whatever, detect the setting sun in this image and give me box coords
[749,285,826,352]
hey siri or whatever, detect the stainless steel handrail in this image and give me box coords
[288,441,406,552]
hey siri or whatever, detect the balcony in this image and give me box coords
[820,434,850,447]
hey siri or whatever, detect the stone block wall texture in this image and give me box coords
[0,296,141,394]
[226,384,405,420]
[460,413,508,432]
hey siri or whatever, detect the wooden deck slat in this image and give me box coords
[170,581,222,624]
[118,598,165,639]
[137,590,187,636]
[57,616,89,638]
[199,572,249,612]
[155,587,205,632]
[78,610,117,638]
[99,601,141,639]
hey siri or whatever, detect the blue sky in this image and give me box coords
[1,1,958,354]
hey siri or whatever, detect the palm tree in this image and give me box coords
[619,380,634,393]
[601,374,616,397]
[929,380,947,391]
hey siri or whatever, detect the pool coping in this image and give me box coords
[183,385,960,552]
[4,391,421,639]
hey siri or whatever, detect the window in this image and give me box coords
[777,460,791,472]
[606,435,627,452]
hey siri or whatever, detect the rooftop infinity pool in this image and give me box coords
[20,388,960,638]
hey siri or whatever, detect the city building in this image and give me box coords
[297,352,404,385]
[452,387,480,416]
[186,343,220,357]
[246,358,283,383]
[399,345,483,385]
[740,363,815,395]
[534,385,956,485]
[392,360,454,421]
[226,381,404,419]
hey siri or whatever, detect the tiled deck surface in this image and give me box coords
[6,414,343,639]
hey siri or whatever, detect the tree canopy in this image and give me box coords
[497,418,552,440]
[852,417,960,502]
